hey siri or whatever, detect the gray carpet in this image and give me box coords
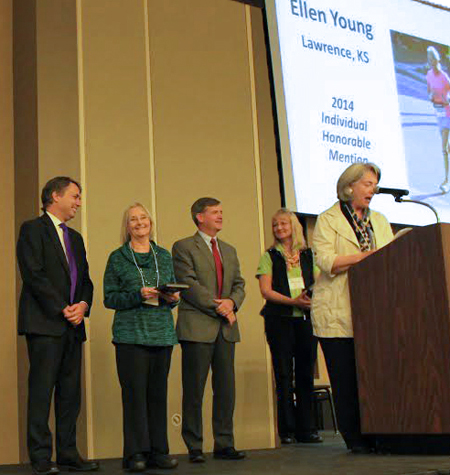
[1,433,450,475]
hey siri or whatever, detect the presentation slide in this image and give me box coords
[266,0,450,225]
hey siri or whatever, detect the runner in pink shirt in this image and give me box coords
[427,46,450,193]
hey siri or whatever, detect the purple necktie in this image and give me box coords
[59,223,78,304]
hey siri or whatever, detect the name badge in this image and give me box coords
[144,296,159,307]
[288,277,304,291]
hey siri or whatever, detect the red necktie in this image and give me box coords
[211,238,223,298]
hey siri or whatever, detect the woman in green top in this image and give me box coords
[256,209,321,445]
[104,203,179,472]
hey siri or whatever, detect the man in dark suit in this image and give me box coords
[17,177,99,475]
[172,197,246,463]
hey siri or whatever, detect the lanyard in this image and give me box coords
[129,241,160,288]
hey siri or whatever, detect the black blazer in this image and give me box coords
[16,213,93,341]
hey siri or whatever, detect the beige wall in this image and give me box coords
[5,0,285,464]
[0,0,20,464]
[250,8,283,242]
[13,0,39,462]
[36,0,80,192]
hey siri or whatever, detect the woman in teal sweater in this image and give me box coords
[104,203,179,472]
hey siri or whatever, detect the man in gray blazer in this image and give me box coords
[172,197,246,463]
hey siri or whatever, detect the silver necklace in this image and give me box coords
[129,241,160,288]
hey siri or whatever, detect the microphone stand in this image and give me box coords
[394,196,440,223]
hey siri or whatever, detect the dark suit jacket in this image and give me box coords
[16,213,93,341]
[172,232,245,343]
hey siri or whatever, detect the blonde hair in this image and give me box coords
[337,162,381,202]
[270,208,307,251]
[427,46,441,62]
[120,202,155,244]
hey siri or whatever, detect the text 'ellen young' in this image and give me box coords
[290,0,374,41]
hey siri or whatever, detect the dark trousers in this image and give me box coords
[115,344,173,459]
[26,332,82,463]
[319,337,370,449]
[181,331,235,452]
[265,315,317,439]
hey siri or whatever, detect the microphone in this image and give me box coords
[376,187,409,202]
[374,186,439,223]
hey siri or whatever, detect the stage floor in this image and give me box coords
[1,432,450,475]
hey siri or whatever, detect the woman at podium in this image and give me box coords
[311,163,393,453]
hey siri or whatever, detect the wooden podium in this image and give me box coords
[348,224,450,451]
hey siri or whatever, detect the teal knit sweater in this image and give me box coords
[103,242,178,347]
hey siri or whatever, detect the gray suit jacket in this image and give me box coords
[172,232,245,343]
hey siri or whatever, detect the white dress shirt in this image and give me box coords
[46,211,89,309]
[198,230,222,260]
[46,211,68,260]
